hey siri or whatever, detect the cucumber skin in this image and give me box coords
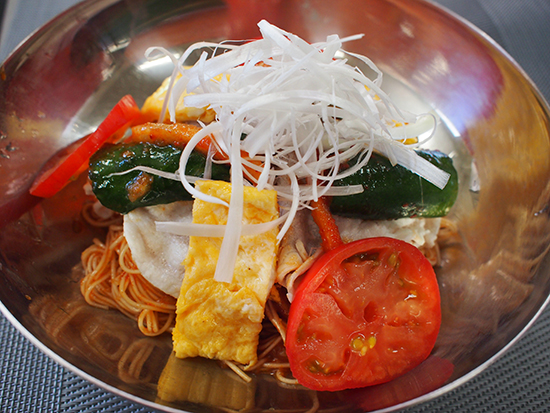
[89,143,230,214]
[329,150,459,220]
[89,144,457,219]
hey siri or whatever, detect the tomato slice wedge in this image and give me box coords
[286,237,441,392]
[30,95,141,198]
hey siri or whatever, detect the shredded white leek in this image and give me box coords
[107,166,180,181]
[145,20,449,283]
[107,167,206,184]
[155,213,288,238]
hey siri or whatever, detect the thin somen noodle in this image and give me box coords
[80,221,297,381]
[81,199,123,227]
[80,224,176,336]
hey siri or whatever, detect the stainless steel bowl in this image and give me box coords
[2,0,550,412]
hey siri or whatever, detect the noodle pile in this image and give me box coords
[80,201,295,377]
[80,212,177,337]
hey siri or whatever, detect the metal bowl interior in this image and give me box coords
[1,0,550,412]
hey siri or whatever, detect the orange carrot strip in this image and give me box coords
[310,197,344,252]
[129,122,263,181]
[130,122,204,148]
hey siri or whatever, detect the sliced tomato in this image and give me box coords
[30,95,141,198]
[286,237,441,392]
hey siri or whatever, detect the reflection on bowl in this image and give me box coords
[1,0,550,412]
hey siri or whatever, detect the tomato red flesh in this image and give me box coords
[286,237,441,392]
[30,95,141,198]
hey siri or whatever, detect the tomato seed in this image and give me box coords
[350,335,377,356]
[388,252,400,268]
[367,336,377,349]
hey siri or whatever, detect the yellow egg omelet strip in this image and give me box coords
[173,180,279,365]
[141,74,216,124]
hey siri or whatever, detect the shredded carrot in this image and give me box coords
[130,122,205,149]
[310,197,343,252]
[129,122,262,181]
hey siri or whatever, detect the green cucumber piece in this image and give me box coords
[89,142,230,214]
[329,150,458,220]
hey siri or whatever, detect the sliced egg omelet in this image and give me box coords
[173,180,279,365]
[141,74,216,124]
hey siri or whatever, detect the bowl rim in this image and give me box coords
[2,0,550,412]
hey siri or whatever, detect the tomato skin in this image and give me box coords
[30,95,141,198]
[286,237,441,392]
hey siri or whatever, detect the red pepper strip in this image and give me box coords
[310,196,344,252]
[30,95,141,198]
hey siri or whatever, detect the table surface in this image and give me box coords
[2,0,550,412]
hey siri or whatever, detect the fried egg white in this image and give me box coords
[123,201,193,298]
[173,180,279,365]
[333,215,441,249]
